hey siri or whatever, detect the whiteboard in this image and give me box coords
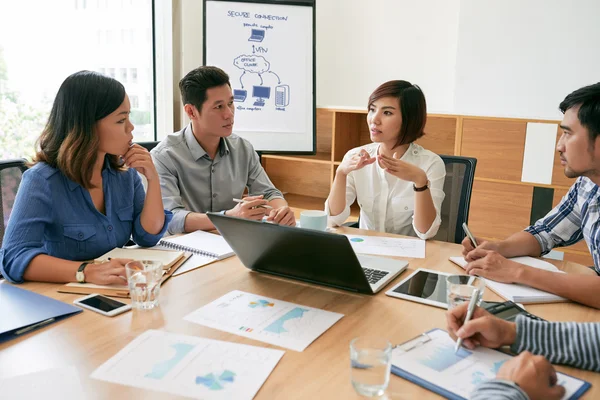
[204,0,315,153]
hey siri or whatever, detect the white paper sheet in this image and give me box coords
[345,235,425,258]
[172,254,217,276]
[521,122,557,185]
[184,290,344,352]
[91,330,284,400]
[392,329,587,399]
[0,366,85,400]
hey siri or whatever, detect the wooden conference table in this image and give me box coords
[1,227,599,399]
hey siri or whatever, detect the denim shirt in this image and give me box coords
[0,160,172,283]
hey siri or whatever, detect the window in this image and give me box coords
[130,95,139,108]
[130,68,138,84]
[0,0,157,159]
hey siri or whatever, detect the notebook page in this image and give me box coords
[160,230,234,259]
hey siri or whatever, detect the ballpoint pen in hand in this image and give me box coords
[232,198,273,209]
[455,288,480,353]
[462,222,478,247]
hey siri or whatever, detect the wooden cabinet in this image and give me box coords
[261,108,592,265]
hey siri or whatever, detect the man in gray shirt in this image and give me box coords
[151,66,296,234]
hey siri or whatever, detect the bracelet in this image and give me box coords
[413,180,429,192]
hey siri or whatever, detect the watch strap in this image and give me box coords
[78,262,90,273]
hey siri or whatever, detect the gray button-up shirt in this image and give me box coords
[151,124,283,234]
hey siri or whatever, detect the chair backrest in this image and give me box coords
[1,159,28,248]
[433,155,477,244]
[138,141,160,152]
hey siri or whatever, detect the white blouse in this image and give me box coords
[326,142,446,239]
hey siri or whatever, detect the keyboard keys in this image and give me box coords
[362,267,389,284]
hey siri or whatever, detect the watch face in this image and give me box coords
[76,271,85,283]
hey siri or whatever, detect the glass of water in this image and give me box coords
[446,274,485,309]
[125,260,163,310]
[350,337,392,397]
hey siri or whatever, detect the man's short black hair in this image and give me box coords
[179,66,231,112]
[559,83,600,141]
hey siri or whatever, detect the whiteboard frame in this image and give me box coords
[203,0,316,154]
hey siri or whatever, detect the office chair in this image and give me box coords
[0,159,28,280]
[433,155,477,244]
[137,141,160,152]
[343,155,477,245]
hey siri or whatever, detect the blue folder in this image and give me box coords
[0,281,82,343]
[391,328,591,400]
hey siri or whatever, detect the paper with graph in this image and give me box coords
[184,290,344,351]
[91,329,284,400]
[345,234,425,258]
[391,329,588,399]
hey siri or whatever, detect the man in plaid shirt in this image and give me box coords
[461,82,600,309]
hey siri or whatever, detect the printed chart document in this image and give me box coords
[449,256,567,304]
[0,366,86,400]
[91,329,284,400]
[345,234,425,258]
[391,329,590,400]
[184,290,344,351]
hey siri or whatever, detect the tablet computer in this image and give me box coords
[385,268,453,308]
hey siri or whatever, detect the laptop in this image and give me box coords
[207,213,409,294]
[248,29,265,42]
[233,89,247,102]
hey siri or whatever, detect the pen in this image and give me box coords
[455,288,480,353]
[15,317,56,335]
[232,198,273,209]
[462,222,478,247]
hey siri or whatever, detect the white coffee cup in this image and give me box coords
[300,210,328,231]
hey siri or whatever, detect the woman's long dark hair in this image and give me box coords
[34,70,126,188]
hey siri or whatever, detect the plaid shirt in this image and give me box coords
[525,177,599,272]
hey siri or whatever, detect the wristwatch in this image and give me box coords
[413,180,430,192]
[76,262,90,283]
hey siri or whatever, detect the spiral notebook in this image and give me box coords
[158,230,234,260]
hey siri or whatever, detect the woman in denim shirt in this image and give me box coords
[0,71,172,284]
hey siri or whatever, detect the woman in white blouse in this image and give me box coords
[326,80,445,239]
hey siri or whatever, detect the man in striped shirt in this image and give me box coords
[461,83,600,309]
[447,303,599,399]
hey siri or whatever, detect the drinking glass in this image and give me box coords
[446,275,485,309]
[350,337,392,397]
[125,260,163,310]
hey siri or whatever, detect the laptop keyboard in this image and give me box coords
[362,267,389,285]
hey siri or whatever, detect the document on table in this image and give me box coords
[184,290,344,352]
[391,329,589,399]
[0,366,86,400]
[91,329,284,400]
[344,234,425,258]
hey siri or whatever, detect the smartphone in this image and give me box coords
[462,222,478,247]
[73,294,132,317]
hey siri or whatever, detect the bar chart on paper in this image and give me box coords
[91,330,284,400]
[184,290,344,351]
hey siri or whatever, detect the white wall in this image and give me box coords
[454,0,600,120]
[174,0,600,121]
[316,0,460,113]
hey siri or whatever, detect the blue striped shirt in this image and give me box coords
[525,177,599,272]
[0,160,172,283]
